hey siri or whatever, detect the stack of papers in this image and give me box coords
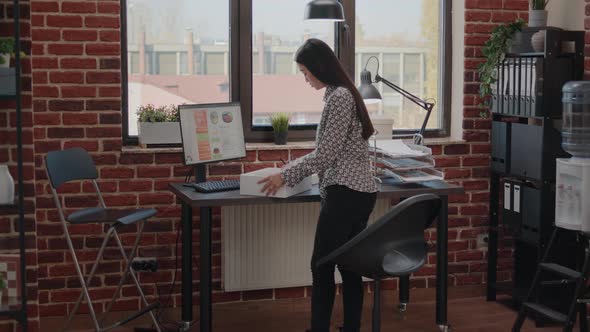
[377,157,434,170]
[370,139,443,183]
[370,139,431,159]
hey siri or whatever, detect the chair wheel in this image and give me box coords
[398,303,407,313]
[438,324,452,332]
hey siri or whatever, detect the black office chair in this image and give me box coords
[45,147,161,332]
[317,194,441,332]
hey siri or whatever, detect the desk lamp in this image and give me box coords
[304,0,345,21]
[358,56,435,146]
[303,0,351,51]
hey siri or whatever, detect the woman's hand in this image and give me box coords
[257,173,285,196]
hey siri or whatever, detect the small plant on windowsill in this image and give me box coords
[0,272,6,307]
[269,112,291,145]
[136,104,182,146]
[0,38,25,68]
[478,18,525,118]
[137,104,179,123]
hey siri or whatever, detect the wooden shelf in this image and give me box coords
[505,52,544,58]
[0,297,23,317]
[0,94,17,100]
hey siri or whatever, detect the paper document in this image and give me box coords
[371,140,430,159]
[392,169,444,182]
[377,157,434,170]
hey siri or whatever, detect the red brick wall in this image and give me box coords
[463,0,530,286]
[0,0,550,330]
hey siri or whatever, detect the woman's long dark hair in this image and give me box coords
[295,38,374,140]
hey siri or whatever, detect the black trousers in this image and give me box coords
[310,185,377,332]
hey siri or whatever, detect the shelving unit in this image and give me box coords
[0,0,27,330]
[486,27,584,315]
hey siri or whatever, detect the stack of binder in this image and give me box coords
[490,27,584,119]
[492,56,542,117]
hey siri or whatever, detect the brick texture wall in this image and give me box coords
[463,0,530,287]
[0,0,565,331]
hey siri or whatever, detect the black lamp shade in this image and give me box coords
[358,69,382,104]
[304,0,345,21]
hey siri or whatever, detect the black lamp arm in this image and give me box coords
[374,73,435,143]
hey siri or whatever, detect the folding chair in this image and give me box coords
[45,147,161,332]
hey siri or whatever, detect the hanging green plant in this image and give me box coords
[478,18,525,118]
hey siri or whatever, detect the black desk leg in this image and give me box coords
[436,195,449,330]
[487,172,500,301]
[181,203,193,330]
[200,206,213,332]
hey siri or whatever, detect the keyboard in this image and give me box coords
[184,179,241,193]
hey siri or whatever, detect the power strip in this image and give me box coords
[131,257,158,272]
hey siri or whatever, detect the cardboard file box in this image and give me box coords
[240,167,313,198]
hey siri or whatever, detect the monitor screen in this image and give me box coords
[179,102,246,165]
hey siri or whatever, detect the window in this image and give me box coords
[204,53,226,75]
[121,0,450,143]
[122,0,230,138]
[250,0,335,138]
[179,52,188,74]
[156,52,177,75]
[129,52,139,74]
[355,0,448,133]
[273,53,294,75]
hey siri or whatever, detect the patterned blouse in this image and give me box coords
[281,85,378,198]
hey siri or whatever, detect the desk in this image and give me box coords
[169,179,463,331]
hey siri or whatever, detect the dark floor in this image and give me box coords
[41,288,567,332]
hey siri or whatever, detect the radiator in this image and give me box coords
[222,198,392,291]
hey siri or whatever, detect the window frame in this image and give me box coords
[120,0,452,144]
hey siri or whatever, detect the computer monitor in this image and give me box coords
[178,102,246,167]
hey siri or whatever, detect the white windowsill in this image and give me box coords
[121,136,465,154]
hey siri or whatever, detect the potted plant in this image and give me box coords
[0,272,6,307]
[478,19,525,118]
[0,38,14,68]
[137,104,182,146]
[0,37,22,95]
[529,0,550,27]
[0,38,24,68]
[269,112,290,145]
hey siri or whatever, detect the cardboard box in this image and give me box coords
[240,167,313,198]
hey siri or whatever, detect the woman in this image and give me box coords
[258,38,378,332]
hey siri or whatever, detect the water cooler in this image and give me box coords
[556,81,590,232]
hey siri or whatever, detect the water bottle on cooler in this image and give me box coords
[562,81,590,158]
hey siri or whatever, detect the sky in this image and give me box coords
[127,0,426,44]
